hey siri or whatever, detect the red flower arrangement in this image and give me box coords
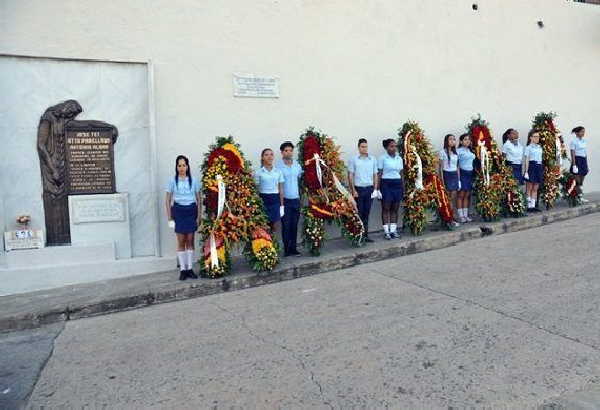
[533,112,567,209]
[199,136,280,277]
[398,121,454,234]
[467,115,526,221]
[298,127,365,256]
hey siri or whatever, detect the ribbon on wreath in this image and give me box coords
[208,174,227,269]
[478,138,490,186]
[555,133,563,168]
[305,152,364,240]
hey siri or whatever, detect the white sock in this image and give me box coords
[390,223,397,233]
[383,224,390,234]
[177,251,186,271]
[457,209,463,218]
[186,249,194,270]
[464,208,469,217]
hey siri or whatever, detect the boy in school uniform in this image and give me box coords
[348,138,379,242]
[276,141,303,256]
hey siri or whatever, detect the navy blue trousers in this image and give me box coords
[355,186,374,235]
[282,198,300,254]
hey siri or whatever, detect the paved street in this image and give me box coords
[6,213,600,408]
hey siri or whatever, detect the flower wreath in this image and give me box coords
[468,115,526,221]
[398,121,454,234]
[532,112,567,209]
[199,136,280,278]
[559,170,582,207]
[297,127,365,256]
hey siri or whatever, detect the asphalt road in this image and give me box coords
[4,213,600,409]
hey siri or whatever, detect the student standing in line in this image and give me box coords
[569,126,589,202]
[255,148,285,233]
[348,138,379,243]
[502,128,525,185]
[276,141,303,256]
[377,139,403,240]
[165,155,201,281]
[457,133,475,223]
[523,130,543,212]
[439,134,461,226]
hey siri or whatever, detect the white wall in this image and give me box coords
[1,0,599,257]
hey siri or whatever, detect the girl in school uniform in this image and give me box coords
[439,134,461,226]
[502,128,525,185]
[570,126,589,201]
[165,155,202,280]
[457,133,476,223]
[255,148,285,233]
[377,139,404,240]
[523,130,544,212]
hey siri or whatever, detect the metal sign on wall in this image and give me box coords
[65,128,117,194]
[233,73,280,98]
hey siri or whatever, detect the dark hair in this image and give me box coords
[502,128,515,144]
[260,148,273,166]
[358,138,367,146]
[572,126,585,134]
[382,138,395,149]
[459,133,473,152]
[279,141,294,151]
[443,134,457,165]
[526,130,539,146]
[174,155,192,187]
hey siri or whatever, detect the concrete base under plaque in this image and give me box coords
[69,193,132,259]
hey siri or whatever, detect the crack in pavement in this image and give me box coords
[25,323,65,406]
[370,270,600,353]
[211,302,334,409]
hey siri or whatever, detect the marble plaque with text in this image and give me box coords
[70,195,126,224]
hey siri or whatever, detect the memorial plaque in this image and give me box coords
[66,129,116,194]
[233,73,280,98]
[70,195,126,224]
[4,230,45,251]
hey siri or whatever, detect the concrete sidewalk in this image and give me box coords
[1,194,599,333]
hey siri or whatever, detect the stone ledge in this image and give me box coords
[1,199,599,333]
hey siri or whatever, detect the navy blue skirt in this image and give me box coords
[260,193,281,223]
[380,178,403,203]
[509,163,524,185]
[525,162,543,184]
[172,202,198,234]
[572,156,589,176]
[443,170,459,191]
[459,169,473,192]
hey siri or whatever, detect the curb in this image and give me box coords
[1,201,599,333]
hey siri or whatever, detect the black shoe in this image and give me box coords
[284,252,291,257]
[532,208,542,213]
[179,271,188,281]
[290,250,302,257]
[391,232,401,239]
[384,233,392,240]
[186,269,198,279]
[365,237,374,243]
[527,207,535,213]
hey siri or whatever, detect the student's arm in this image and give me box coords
[372,160,379,191]
[165,192,173,220]
[523,148,529,175]
[195,181,202,223]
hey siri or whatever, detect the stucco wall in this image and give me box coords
[1,0,599,258]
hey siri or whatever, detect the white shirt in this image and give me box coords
[502,140,524,165]
[439,149,458,172]
[524,144,543,163]
[569,138,587,157]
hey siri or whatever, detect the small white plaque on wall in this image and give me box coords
[71,195,126,224]
[233,73,280,98]
[4,230,45,251]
